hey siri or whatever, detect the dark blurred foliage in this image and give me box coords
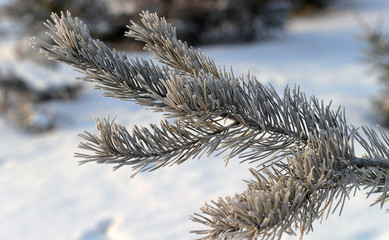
[290,0,334,15]
[3,0,131,46]
[4,0,106,31]
[137,0,288,45]
[3,0,337,49]
[362,26,389,126]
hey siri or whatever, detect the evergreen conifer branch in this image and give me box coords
[75,117,235,177]
[31,11,389,240]
[126,11,221,78]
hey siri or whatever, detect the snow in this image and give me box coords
[1,0,389,239]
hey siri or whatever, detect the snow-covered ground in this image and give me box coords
[1,0,389,239]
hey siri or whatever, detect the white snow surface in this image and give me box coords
[1,0,389,239]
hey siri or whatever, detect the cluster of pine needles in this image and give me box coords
[31,11,389,240]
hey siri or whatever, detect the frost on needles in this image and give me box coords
[31,11,389,240]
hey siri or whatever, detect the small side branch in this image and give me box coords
[354,157,389,169]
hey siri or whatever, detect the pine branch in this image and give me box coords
[76,117,233,177]
[192,126,389,239]
[31,11,389,240]
[30,12,170,110]
[126,11,222,78]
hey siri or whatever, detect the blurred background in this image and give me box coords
[0,0,389,240]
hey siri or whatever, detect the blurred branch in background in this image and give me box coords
[360,18,389,125]
[0,71,82,133]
